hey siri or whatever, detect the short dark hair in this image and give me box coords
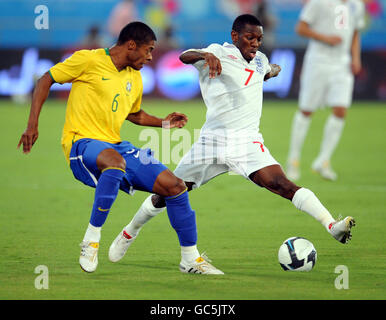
[232,14,262,33]
[117,21,157,45]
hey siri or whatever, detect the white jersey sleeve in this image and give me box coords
[199,43,223,56]
[263,54,272,75]
[182,43,224,70]
[354,0,366,31]
[300,0,321,25]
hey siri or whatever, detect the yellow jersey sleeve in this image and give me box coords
[49,50,91,84]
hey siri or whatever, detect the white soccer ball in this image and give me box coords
[278,237,317,272]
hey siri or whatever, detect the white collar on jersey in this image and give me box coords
[223,42,240,55]
[223,42,257,64]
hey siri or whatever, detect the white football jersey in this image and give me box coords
[300,0,365,65]
[185,42,271,138]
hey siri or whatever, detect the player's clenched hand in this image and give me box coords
[17,125,39,154]
[351,58,361,75]
[323,35,342,46]
[162,112,188,129]
[264,64,281,81]
[270,64,281,78]
[203,53,222,79]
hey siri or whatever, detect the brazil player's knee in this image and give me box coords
[159,177,186,197]
[153,169,187,197]
[165,177,186,197]
[96,148,126,172]
[103,157,126,172]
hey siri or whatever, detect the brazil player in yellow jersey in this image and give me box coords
[18,22,223,274]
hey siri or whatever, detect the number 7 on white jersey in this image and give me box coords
[244,68,254,85]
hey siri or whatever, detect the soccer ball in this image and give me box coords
[278,237,317,272]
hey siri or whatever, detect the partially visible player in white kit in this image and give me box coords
[108,14,356,274]
[286,0,365,181]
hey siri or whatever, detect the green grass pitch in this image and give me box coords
[0,98,384,300]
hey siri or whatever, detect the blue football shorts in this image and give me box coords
[69,138,168,194]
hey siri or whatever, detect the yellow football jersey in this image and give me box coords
[49,48,143,163]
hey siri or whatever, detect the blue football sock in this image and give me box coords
[165,189,197,247]
[89,167,125,227]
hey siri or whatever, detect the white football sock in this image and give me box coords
[287,111,312,162]
[292,188,335,231]
[124,194,165,236]
[314,114,345,165]
[181,245,200,263]
[83,223,101,243]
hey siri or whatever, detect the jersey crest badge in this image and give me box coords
[126,81,132,92]
[255,57,264,75]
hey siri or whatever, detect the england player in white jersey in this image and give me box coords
[172,41,280,185]
[108,14,356,274]
[286,0,365,181]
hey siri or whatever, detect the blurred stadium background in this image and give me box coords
[0,0,385,103]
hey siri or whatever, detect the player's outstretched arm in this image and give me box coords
[351,30,362,75]
[179,50,222,79]
[127,110,187,129]
[17,72,53,154]
[296,21,342,46]
[264,64,281,81]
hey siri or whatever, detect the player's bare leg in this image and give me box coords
[112,180,194,244]
[312,107,346,181]
[286,110,312,181]
[249,164,300,200]
[249,165,355,243]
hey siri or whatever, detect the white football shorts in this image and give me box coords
[299,60,354,111]
[173,133,280,188]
